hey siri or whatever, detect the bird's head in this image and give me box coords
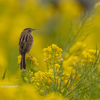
[23,28,36,34]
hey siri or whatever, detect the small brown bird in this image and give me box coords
[19,28,36,70]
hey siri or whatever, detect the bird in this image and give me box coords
[19,28,36,70]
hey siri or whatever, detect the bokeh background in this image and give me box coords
[0,0,100,99]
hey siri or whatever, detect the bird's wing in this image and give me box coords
[19,34,33,54]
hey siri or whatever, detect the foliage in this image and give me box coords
[17,44,100,100]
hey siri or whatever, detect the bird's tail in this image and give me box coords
[20,54,26,70]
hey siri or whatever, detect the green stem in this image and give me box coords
[53,57,55,80]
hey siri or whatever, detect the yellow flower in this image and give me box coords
[82,51,90,58]
[76,74,81,80]
[47,46,52,53]
[35,62,39,66]
[89,49,99,55]
[43,44,63,66]
[50,74,54,79]
[48,79,52,84]
[62,73,69,80]
[48,54,52,60]
[52,44,57,49]
[61,89,64,93]
[17,55,21,64]
[36,83,39,86]
[56,76,59,79]
[58,48,63,53]
[26,55,30,59]
[56,68,59,72]
[35,71,43,77]
[17,55,21,59]
[31,77,35,82]
[44,76,52,84]
[88,55,95,63]
[30,57,39,66]
[81,59,85,63]
[63,80,68,86]
[30,72,33,76]
[82,49,99,64]
[63,66,73,75]
[46,71,54,79]
[72,69,76,75]
[24,77,28,82]
[40,89,45,94]
[43,48,48,52]
[55,64,60,68]
[49,68,53,73]
[31,57,37,63]
[55,53,58,58]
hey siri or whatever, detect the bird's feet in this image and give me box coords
[28,53,33,58]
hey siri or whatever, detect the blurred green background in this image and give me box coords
[0,0,100,79]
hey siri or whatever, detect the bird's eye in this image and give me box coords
[29,30,31,32]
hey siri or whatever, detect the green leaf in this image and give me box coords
[2,67,7,80]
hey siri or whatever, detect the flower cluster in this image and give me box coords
[23,70,35,83]
[17,55,39,83]
[61,73,81,90]
[19,44,81,97]
[30,57,39,66]
[30,70,81,96]
[17,55,39,68]
[81,49,100,64]
[43,44,63,75]
[28,44,63,95]
[26,44,80,95]
[43,44,63,63]
[17,55,21,64]
[33,71,54,95]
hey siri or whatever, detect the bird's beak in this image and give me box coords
[32,29,36,31]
